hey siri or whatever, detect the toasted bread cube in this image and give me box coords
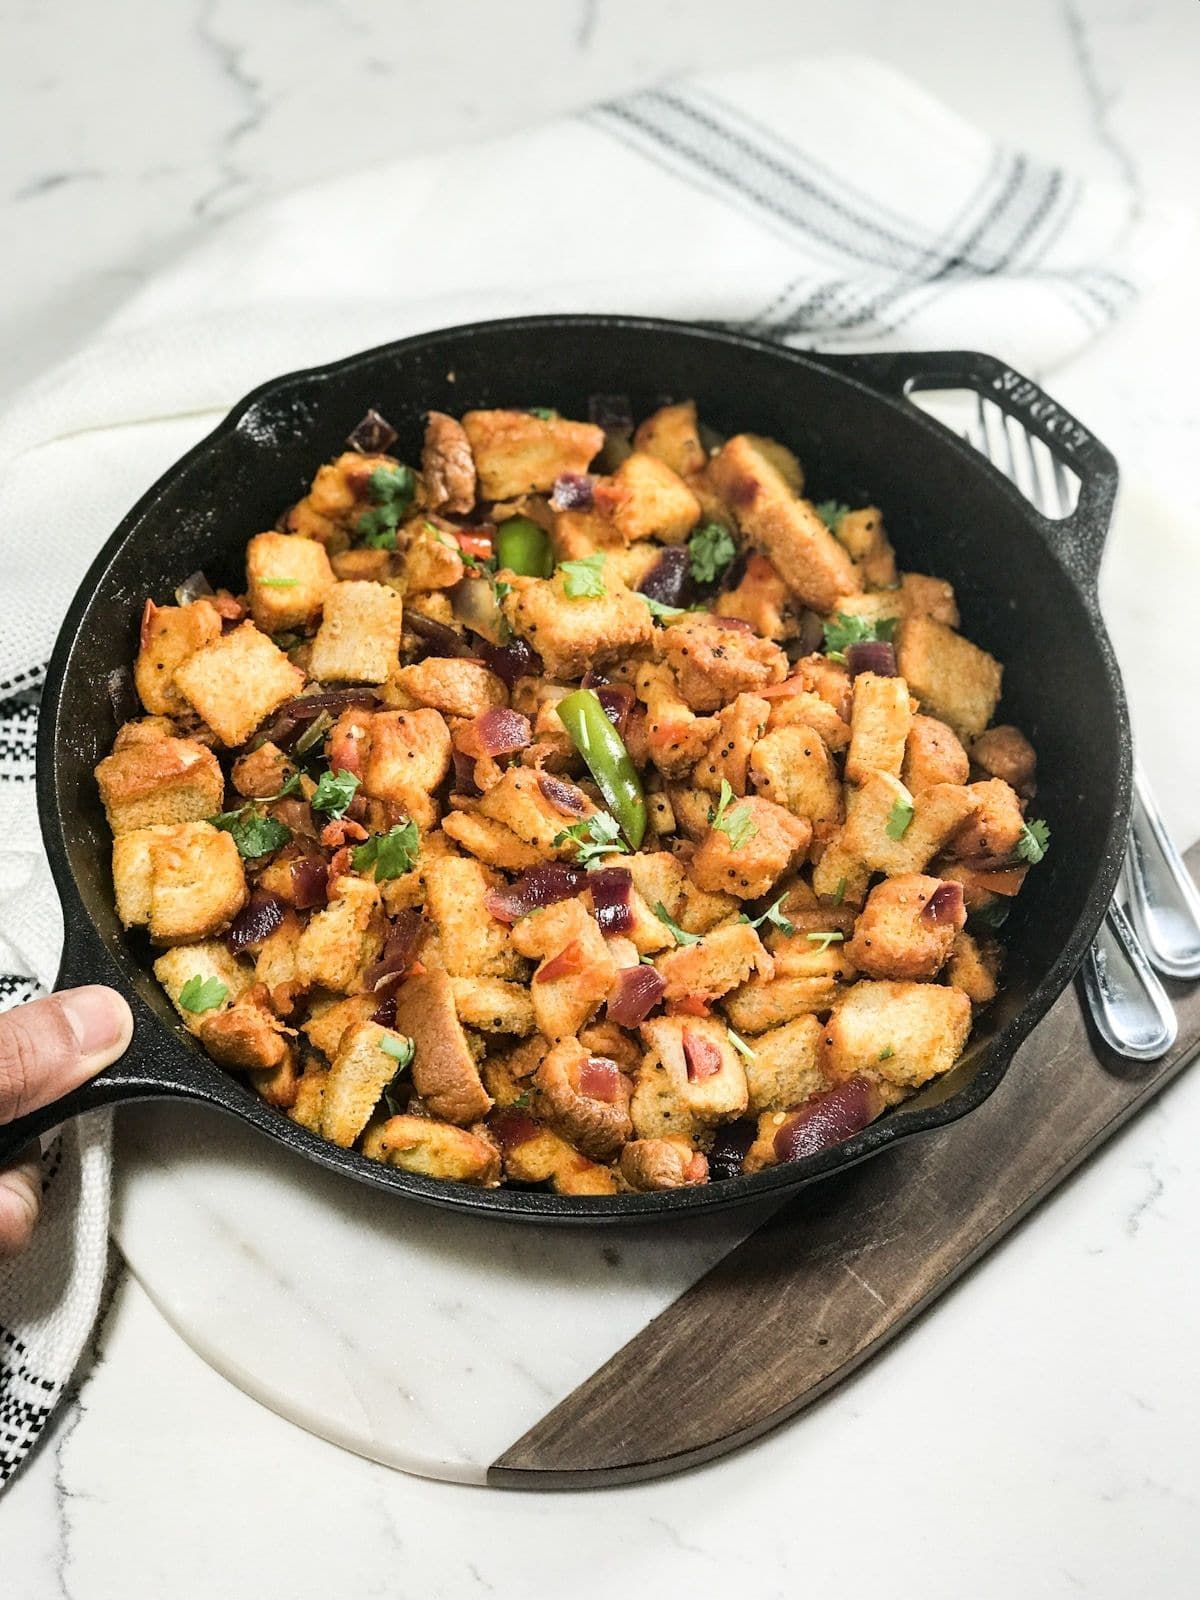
[820,979,972,1100]
[898,572,957,626]
[841,773,978,877]
[393,969,493,1124]
[846,671,913,785]
[902,714,969,794]
[833,507,896,588]
[811,840,871,908]
[424,854,525,979]
[422,411,477,516]
[624,849,737,936]
[253,915,303,1009]
[896,616,1001,740]
[598,451,701,544]
[461,409,603,500]
[392,657,506,719]
[440,810,543,871]
[308,581,404,685]
[845,873,965,980]
[656,921,773,1004]
[708,435,859,612]
[331,546,394,583]
[134,599,223,716]
[114,822,245,942]
[946,930,1002,1004]
[320,1020,411,1148]
[747,724,842,827]
[533,1037,633,1163]
[360,707,451,829]
[713,553,797,641]
[512,899,618,1040]
[619,1137,708,1191]
[636,662,715,780]
[477,766,597,858]
[448,977,535,1036]
[174,622,305,746]
[288,1061,329,1131]
[491,1112,619,1194]
[95,735,224,836]
[245,532,335,633]
[294,875,384,993]
[502,568,655,680]
[633,1015,748,1141]
[660,615,788,713]
[200,991,292,1072]
[398,519,466,591]
[693,694,771,798]
[306,451,404,525]
[363,1114,500,1185]
[766,686,851,751]
[633,400,707,480]
[969,724,1037,798]
[688,797,811,901]
[947,778,1026,862]
[723,972,849,1034]
[230,741,294,800]
[741,1015,826,1112]
[300,993,379,1060]
[154,942,252,1033]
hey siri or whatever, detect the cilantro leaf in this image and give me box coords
[640,594,687,621]
[814,500,851,533]
[823,611,899,655]
[687,522,737,585]
[528,407,557,421]
[510,1090,533,1109]
[258,577,299,588]
[553,811,629,866]
[310,768,361,818]
[727,1027,756,1061]
[740,894,796,937]
[353,820,420,881]
[832,877,847,907]
[560,554,606,599]
[379,1033,416,1067]
[805,930,845,953]
[652,902,702,946]
[356,463,415,548]
[878,1045,895,1062]
[709,779,758,849]
[358,510,398,550]
[209,807,292,859]
[178,974,229,1014]
[884,797,915,840]
[1015,818,1050,865]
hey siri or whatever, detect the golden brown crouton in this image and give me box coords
[632,400,707,480]
[693,694,771,797]
[820,979,972,1101]
[598,451,701,544]
[199,988,292,1073]
[659,615,788,713]
[900,572,960,627]
[845,670,913,786]
[153,942,252,1032]
[895,616,1001,740]
[810,840,871,908]
[399,520,465,592]
[633,1015,748,1142]
[173,622,305,747]
[306,451,405,527]
[688,796,811,901]
[845,873,965,980]
[95,735,224,836]
[423,854,525,979]
[491,1112,620,1194]
[619,1137,708,1191]
[946,930,1002,1003]
[288,1061,329,1132]
[902,714,969,794]
[331,547,395,583]
[230,741,294,800]
[512,898,618,1040]
[839,772,978,877]
[422,411,476,515]
[476,765,596,858]
[709,435,860,612]
[393,657,506,719]
[254,916,303,1010]
[740,1015,826,1113]
[723,971,848,1034]
[360,707,451,828]
[392,969,493,1125]
[448,977,535,1036]
[300,992,379,1060]
[363,1114,500,1186]
[502,567,655,680]
[969,724,1037,798]
[946,778,1026,863]
[747,724,843,827]
[636,662,715,780]
[294,874,384,993]
[113,821,246,943]
[246,532,335,633]
[765,686,851,752]
[534,1038,633,1163]
[656,920,773,1004]
[624,850,738,936]
[308,581,404,685]
[713,553,797,641]
[461,410,604,500]
[833,507,897,589]
[440,810,543,871]
[320,1020,411,1148]
[134,599,223,716]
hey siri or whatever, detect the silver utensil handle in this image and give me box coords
[1124,765,1200,979]
[1082,900,1177,1061]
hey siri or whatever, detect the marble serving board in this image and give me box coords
[110,845,1200,1489]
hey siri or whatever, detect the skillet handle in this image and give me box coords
[812,349,1119,598]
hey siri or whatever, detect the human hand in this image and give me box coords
[0,987,133,1257]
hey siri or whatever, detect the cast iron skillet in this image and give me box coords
[0,315,1130,1221]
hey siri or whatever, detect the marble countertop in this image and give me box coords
[5,1,1200,1595]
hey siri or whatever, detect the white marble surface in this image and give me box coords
[4,0,1200,1594]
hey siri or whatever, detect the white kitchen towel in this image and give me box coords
[0,54,1188,1487]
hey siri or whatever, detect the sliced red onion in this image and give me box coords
[271,797,317,838]
[289,851,329,910]
[637,546,690,608]
[845,640,897,678]
[579,1057,620,1103]
[550,473,595,511]
[483,864,586,925]
[459,707,531,758]
[595,682,634,733]
[538,773,588,817]
[773,1075,880,1163]
[346,408,398,455]
[478,636,541,688]
[174,570,214,607]
[260,688,380,752]
[451,748,481,797]
[683,1029,722,1082]
[921,881,966,925]
[536,939,585,984]
[226,889,287,955]
[491,1108,541,1149]
[106,665,138,727]
[371,994,397,1028]
[588,867,634,934]
[405,612,471,658]
[707,1121,756,1182]
[793,610,826,658]
[366,909,424,990]
[607,965,666,1028]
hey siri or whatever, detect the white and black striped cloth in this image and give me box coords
[0,55,1184,1487]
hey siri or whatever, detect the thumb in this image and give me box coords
[0,986,134,1125]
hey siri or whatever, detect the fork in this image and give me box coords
[970,396,1193,1060]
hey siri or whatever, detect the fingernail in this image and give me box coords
[60,986,132,1058]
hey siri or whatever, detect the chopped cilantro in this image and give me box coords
[709,779,758,849]
[178,974,229,1014]
[687,521,737,585]
[258,577,299,588]
[641,594,687,621]
[885,797,915,840]
[353,820,420,881]
[510,1090,533,1109]
[740,894,796,937]
[878,1045,895,1062]
[823,611,899,656]
[553,811,629,866]
[652,902,703,946]
[209,807,292,859]
[832,877,848,906]
[560,554,606,599]
[805,930,845,953]
[310,767,361,818]
[1015,818,1051,865]
[356,463,415,548]
[727,1027,756,1061]
[379,1033,416,1067]
[528,407,557,421]
[814,500,851,533]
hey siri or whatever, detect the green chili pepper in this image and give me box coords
[495,515,553,578]
[556,688,646,850]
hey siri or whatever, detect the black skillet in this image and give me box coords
[0,315,1130,1221]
